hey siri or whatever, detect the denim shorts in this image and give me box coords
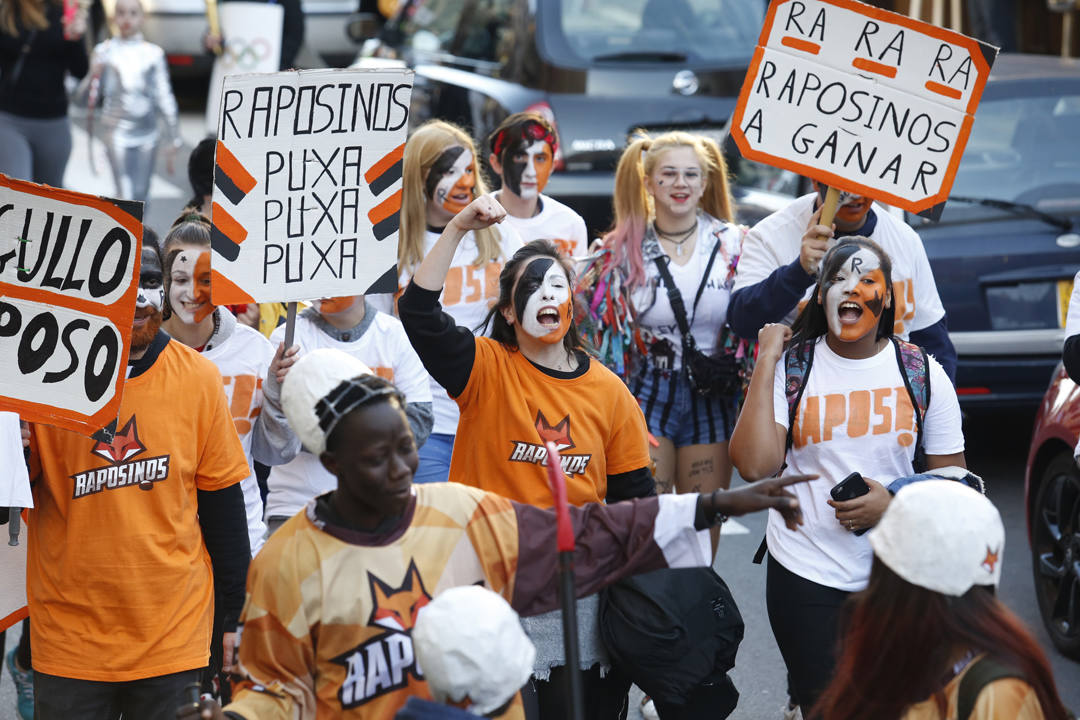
[630,365,736,448]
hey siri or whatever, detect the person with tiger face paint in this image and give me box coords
[398,196,661,719]
[375,120,522,485]
[730,237,965,717]
[486,112,588,259]
[730,179,957,383]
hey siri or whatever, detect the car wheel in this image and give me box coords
[1032,451,1080,660]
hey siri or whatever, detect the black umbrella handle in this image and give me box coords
[559,551,585,720]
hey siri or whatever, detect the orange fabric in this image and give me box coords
[451,337,650,507]
[27,340,250,681]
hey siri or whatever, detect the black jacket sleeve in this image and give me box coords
[397,281,476,398]
[606,466,657,503]
[197,483,250,632]
[909,316,957,385]
[1065,334,1080,383]
[727,259,816,338]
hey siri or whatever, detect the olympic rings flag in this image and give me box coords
[731,0,997,221]
[0,176,143,439]
[204,1,283,133]
[209,68,413,305]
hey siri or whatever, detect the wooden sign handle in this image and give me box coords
[205,0,222,55]
[818,185,841,239]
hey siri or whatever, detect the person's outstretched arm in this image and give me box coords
[398,196,507,397]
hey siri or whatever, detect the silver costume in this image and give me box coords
[75,34,181,203]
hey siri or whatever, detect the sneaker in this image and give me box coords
[6,647,33,720]
[641,695,660,720]
[782,701,803,720]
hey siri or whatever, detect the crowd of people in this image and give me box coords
[0,1,1073,718]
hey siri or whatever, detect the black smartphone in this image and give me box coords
[830,472,870,502]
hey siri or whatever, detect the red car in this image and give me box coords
[1025,364,1080,660]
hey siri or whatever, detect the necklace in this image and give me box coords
[655,221,697,257]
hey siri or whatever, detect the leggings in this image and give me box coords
[103,135,158,203]
[765,556,851,716]
[0,111,72,186]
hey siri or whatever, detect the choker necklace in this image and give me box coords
[655,221,697,257]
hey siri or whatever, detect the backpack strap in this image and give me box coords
[892,338,931,472]
[784,341,816,454]
[956,656,1025,720]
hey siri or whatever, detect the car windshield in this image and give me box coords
[944,90,1080,220]
[552,0,764,65]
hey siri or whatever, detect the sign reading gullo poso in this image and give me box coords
[731,0,997,220]
[0,176,142,438]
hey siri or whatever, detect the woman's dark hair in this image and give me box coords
[789,236,895,356]
[187,137,217,209]
[480,239,584,356]
[813,559,1069,720]
[142,225,160,253]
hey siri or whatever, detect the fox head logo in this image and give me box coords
[535,410,574,451]
[367,560,432,632]
[91,417,146,465]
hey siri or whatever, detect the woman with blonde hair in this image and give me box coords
[389,119,522,484]
[584,130,741,549]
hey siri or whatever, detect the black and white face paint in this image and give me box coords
[136,246,163,312]
[513,257,572,344]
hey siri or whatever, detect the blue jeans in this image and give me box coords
[413,433,454,484]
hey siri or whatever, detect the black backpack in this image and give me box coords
[598,567,743,714]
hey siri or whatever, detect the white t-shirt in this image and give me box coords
[1066,269,1080,338]
[633,214,742,368]
[496,192,588,259]
[0,412,31,508]
[386,224,523,436]
[202,314,275,555]
[767,337,964,591]
[265,309,433,519]
[734,193,946,338]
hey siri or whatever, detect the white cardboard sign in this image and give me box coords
[210,68,413,304]
[731,0,997,219]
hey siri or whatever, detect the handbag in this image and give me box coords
[652,235,741,397]
[599,567,743,715]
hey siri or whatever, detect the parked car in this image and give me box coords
[95,0,362,74]
[1025,364,1080,660]
[359,0,770,232]
[907,54,1080,407]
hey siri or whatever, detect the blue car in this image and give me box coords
[906,53,1080,407]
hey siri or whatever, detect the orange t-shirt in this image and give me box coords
[27,339,250,682]
[451,337,651,507]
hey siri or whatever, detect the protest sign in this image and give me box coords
[731,0,997,219]
[210,68,413,304]
[0,175,142,438]
[204,1,284,133]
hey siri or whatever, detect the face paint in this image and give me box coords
[133,247,164,350]
[504,140,553,199]
[823,248,888,341]
[514,258,572,344]
[816,185,873,228]
[426,146,475,214]
[135,246,163,312]
[169,249,215,324]
[314,296,358,315]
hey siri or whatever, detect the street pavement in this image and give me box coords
[0,100,1077,719]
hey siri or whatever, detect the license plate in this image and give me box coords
[1059,279,1074,328]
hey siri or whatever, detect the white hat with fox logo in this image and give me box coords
[869,480,1004,597]
[413,585,536,714]
[281,348,375,456]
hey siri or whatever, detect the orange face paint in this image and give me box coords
[823,248,887,342]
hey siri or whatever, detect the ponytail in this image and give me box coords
[602,135,653,290]
[698,136,735,223]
